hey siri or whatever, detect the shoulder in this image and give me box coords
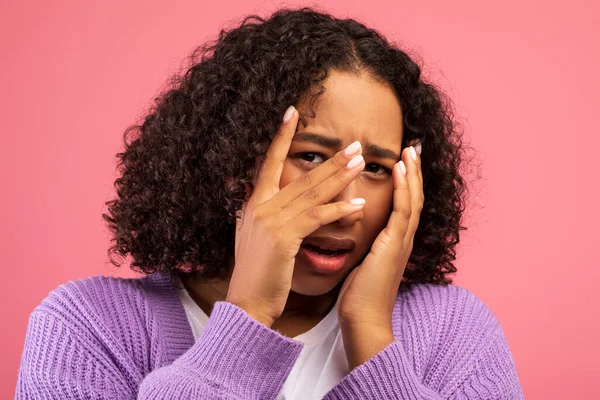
[25,274,174,371]
[390,283,523,396]
[28,274,166,349]
[395,282,499,324]
[34,274,148,321]
[392,283,504,360]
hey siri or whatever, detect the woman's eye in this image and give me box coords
[364,163,391,177]
[296,152,326,164]
[293,153,391,178]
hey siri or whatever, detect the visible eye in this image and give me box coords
[291,152,392,179]
[364,163,392,178]
[292,152,326,165]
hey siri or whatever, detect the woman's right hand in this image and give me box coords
[225,105,366,328]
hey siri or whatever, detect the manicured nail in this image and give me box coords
[283,106,295,123]
[344,141,361,157]
[398,161,406,176]
[349,198,366,206]
[415,141,422,156]
[347,155,364,169]
[410,146,417,161]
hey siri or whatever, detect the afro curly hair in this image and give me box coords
[102,6,477,293]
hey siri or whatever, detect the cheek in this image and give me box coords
[362,185,394,230]
[279,160,300,190]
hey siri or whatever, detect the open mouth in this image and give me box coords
[298,237,354,274]
[300,244,349,258]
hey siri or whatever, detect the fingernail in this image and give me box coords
[398,161,406,176]
[415,141,422,156]
[283,105,295,123]
[347,155,364,169]
[410,146,417,161]
[349,198,366,206]
[344,141,361,157]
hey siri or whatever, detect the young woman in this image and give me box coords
[16,7,524,399]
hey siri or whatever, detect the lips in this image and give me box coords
[298,236,356,274]
[300,236,356,252]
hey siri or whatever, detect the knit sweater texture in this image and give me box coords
[16,272,524,399]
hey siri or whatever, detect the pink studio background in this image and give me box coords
[1,0,598,398]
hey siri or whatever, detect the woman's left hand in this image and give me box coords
[336,141,424,370]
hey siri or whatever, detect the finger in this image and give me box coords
[407,139,424,187]
[252,105,299,204]
[406,146,424,243]
[269,140,363,211]
[415,141,423,186]
[290,198,366,239]
[281,153,364,220]
[335,266,360,310]
[398,146,424,245]
[386,148,413,246]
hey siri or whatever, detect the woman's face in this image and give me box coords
[282,69,403,296]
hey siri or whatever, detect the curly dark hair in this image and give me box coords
[102,6,477,293]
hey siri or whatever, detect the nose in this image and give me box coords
[329,179,363,227]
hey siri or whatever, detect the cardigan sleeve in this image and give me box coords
[322,329,523,399]
[322,294,524,400]
[16,301,304,399]
[139,301,304,399]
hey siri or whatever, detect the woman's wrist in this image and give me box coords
[342,325,395,370]
[225,297,275,328]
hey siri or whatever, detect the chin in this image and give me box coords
[289,260,347,296]
[290,278,339,296]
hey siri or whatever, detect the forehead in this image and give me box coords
[296,70,403,147]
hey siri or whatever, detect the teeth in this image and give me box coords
[305,244,343,254]
[317,246,337,251]
[305,243,344,251]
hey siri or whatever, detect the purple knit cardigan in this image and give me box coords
[15,272,524,399]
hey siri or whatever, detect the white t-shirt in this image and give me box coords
[175,280,350,399]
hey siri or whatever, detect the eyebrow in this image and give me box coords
[293,132,401,162]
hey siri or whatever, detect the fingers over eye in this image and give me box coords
[270,141,363,212]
